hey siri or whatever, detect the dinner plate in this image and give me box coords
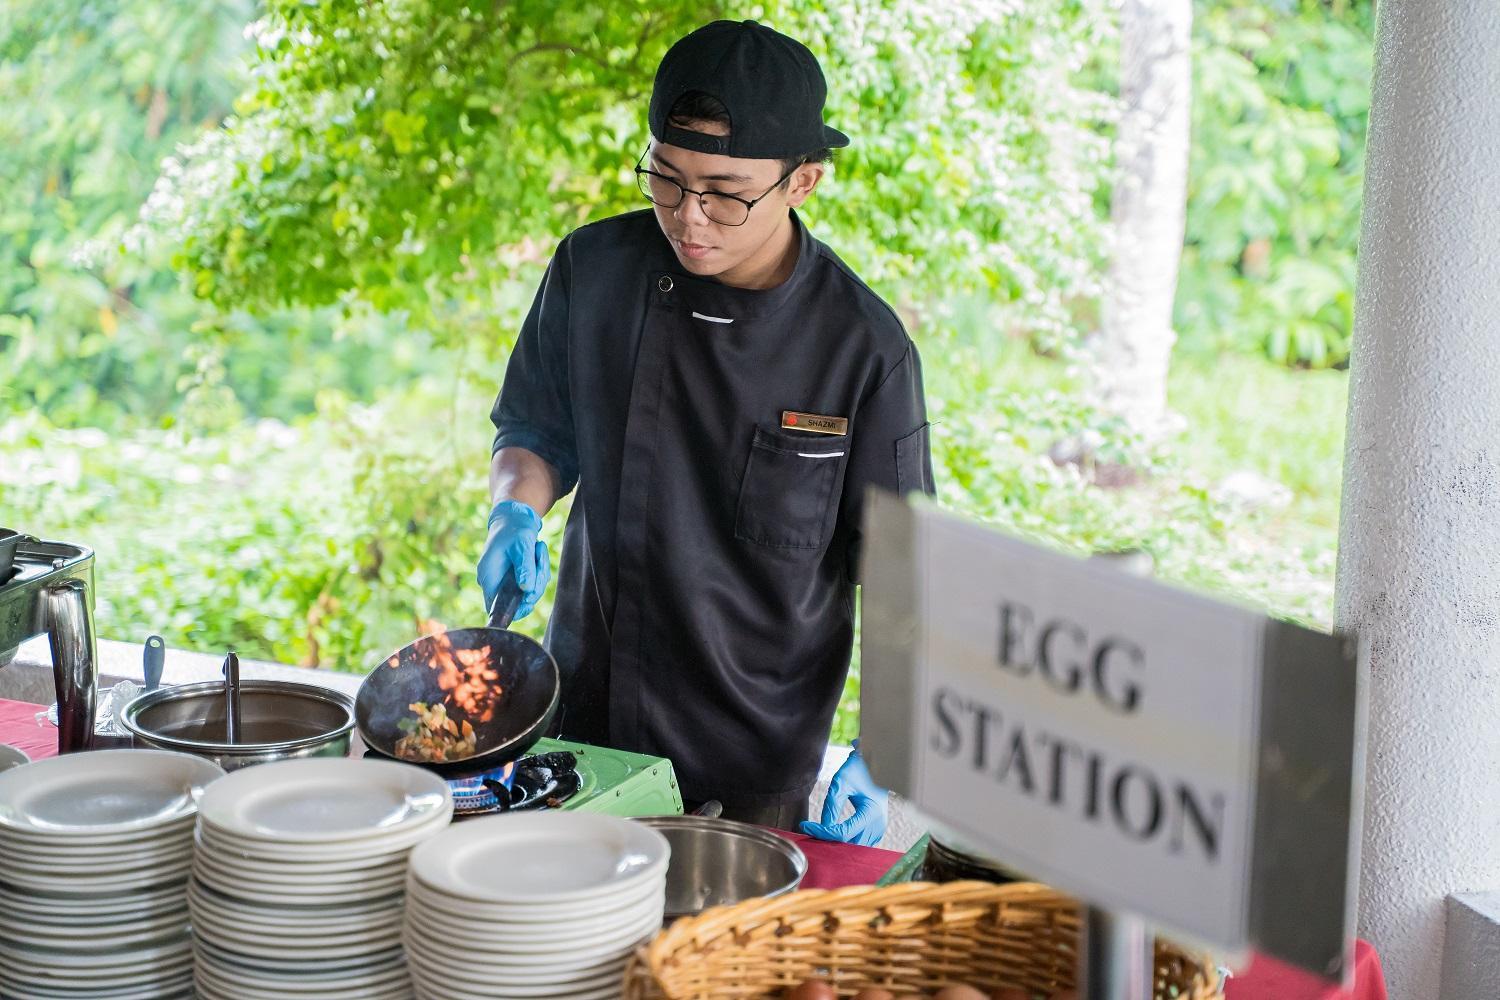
[191,865,406,906]
[0,905,186,938]
[187,878,400,922]
[0,936,190,971]
[404,868,663,925]
[0,813,197,851]
[0,744,30,774]
[408,813,669,906]
[402,908,659,972]
[403,945,629,998]
[405,893,657,959]
[193,845,407,887]
[191,828,422,874]
[0,860,191,894]
[197,808,450,861]
[0,750,222,835]
[0,972,194,1000]
[197,758,451,843]
[411,979,623,1000]
[193,947,407,984]
[189,918,403,958]
[193,965,413,1000]
[0,838,191,870]
[0,880,184,916]
[403,884,665,944]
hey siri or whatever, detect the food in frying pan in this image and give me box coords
[394,700,478,762]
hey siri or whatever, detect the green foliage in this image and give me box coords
[0,0,250,423]
[3,0,1366,753]
[1178,0,1374,368]
[136,0,1112,353]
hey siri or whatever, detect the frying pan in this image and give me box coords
[355,577,560,779]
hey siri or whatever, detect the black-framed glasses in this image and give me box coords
[634,149,801,227]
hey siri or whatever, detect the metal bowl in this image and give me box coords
[121,680,355,771]
[635,815,807,920]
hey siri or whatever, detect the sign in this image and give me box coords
[860,492,1365,981]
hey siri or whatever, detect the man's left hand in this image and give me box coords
[800,739,888,847]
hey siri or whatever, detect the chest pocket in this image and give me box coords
[734,425,848,550]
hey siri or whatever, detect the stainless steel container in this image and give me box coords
[636,815,808,920]
[121,680,355,771]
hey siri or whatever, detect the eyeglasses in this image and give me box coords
[634,149,801,227]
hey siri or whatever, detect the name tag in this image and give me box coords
[782,411,848,436]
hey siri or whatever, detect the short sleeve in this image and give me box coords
[839,343,934,583]
[490,237,581,496]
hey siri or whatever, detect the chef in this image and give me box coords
[479,19,933,844]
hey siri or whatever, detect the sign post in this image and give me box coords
[859,491,1367,987]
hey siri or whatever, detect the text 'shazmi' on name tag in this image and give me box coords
[782,411,848,436]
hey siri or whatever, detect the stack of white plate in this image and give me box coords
[0,749,224,1000]
[189,757,452,1000]
[403,813,670,1000]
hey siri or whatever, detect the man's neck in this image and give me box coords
[716,213,799,290]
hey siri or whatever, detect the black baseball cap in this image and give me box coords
[648,19,850,160]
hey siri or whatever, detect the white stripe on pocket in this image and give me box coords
[798,451,846,459]
[691,311,734,324]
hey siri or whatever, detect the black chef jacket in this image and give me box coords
[491,208,933,808]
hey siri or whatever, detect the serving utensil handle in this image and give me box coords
[222,651,241,745]
[487,575,524,630]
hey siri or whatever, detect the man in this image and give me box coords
[480,19,933,843]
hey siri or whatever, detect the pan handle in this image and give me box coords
[487,574,525,630]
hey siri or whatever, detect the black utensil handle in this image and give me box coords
[143,635,165,692]
[691,799,724,819]
[487,574,524,630]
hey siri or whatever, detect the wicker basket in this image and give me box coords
[624,881,1223,1000]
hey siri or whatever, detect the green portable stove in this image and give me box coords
[446,737,684,819]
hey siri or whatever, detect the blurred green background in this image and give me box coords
[0,0,1371,743]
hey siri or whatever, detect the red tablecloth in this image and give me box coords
[0,698,1385,1000]
[0,696,57,762]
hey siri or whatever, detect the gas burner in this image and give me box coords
[451,750,581,817]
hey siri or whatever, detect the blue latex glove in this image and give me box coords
[800,739,888,847]
[476,499,550,622]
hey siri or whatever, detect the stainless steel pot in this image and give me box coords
[635,814,808,920]
[121,680,354,771]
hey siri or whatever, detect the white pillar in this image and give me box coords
[1334,3,1500,996]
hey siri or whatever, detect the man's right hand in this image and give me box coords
[477,499,550,621]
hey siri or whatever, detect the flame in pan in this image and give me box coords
[387,620,501,724]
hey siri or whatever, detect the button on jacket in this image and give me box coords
[491,209,933,808]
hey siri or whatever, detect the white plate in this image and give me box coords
[0,971,193,1000]
[408,813,669,906]
[0,861,190,893]
[403,944,629,997]
[193,917,403,961]
[0,904,185,937]
[0,813,197,852]
[403,882,664,942]
[192,821,444,869]
[192,845,411,881]
[0,839,191,872]
[0,946,192,974]
[197,758,451,843]
[0,881,185,916]
[194,941,407,986]
[411,978,623,1000]
[193,963,413,1000]
[188,879,400,923]
[0,914,187,951]
[403,907,660,970]
[192,828,422,875]
[0,750,222,835]
[0,744,30,774]
[405,865,664,924]
[191,864,407,906]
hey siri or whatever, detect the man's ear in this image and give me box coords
[785,163,825,208]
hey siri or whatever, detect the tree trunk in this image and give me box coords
[1092,0,1192,438]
